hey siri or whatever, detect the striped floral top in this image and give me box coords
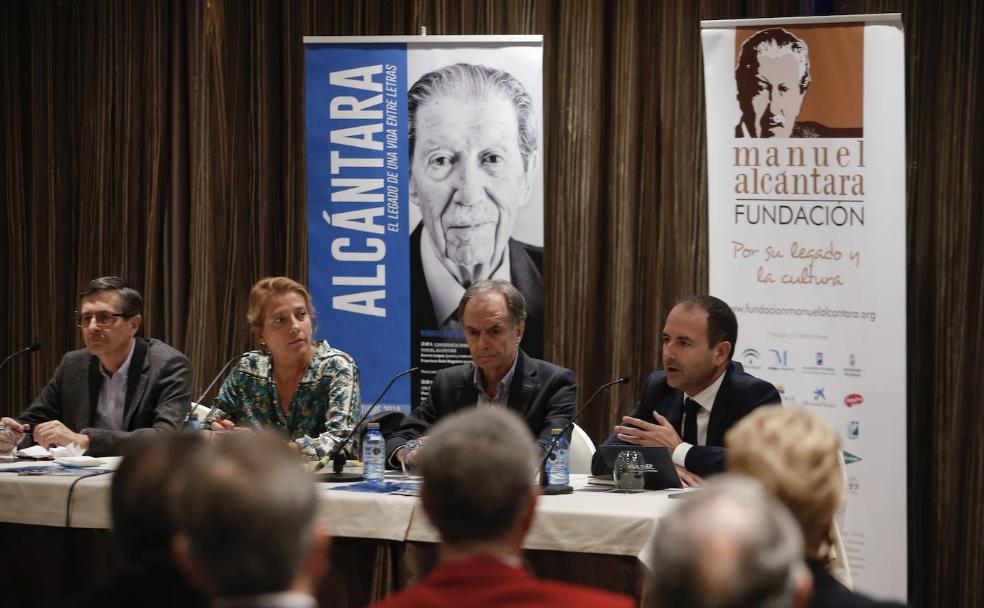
[214,341,360,454]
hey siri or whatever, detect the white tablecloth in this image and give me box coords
[404,476,679,565]
[0,458,118,529]
[0,460,683,564]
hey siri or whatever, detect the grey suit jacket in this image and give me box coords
[17,337,192,456]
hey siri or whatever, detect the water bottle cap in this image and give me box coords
[368,422,380,429]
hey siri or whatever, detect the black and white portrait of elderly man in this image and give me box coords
[408,62,544,366]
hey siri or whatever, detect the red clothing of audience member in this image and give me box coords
[372,556,634,608]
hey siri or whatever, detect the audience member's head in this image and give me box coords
[648,475,811,608]
[172,430,329,599]
[419,407,538,555]
[111,431,204,572]
[726,406,845,555]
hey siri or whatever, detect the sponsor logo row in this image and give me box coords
[742,347,868,495]
[845,450,861,496]
[740,348,863,377]
[776,384,864,410]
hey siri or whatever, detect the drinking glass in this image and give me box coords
[401,438,427,479]
[0,423,19,462]
[613,449,646,492]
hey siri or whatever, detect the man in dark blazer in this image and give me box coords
[1,277,191,457]
[388,279,574,465]
[592,295,780,483]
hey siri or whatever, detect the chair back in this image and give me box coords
[569,423,596,474]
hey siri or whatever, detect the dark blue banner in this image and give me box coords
[306,43,410,413]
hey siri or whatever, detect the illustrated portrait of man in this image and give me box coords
[408,62,544,361]
[734,27,813,138]
[734,27,863,139]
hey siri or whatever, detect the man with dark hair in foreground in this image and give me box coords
[172,431,330,608]
[61,433,207,608]
[593,295,780,483]
[2,276,191,456]
[373,407,632,608]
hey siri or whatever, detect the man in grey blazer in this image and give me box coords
[388,279,575,466]
[1,277,191,457]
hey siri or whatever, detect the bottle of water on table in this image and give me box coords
[548,428,570,486]
[362,422,385,484]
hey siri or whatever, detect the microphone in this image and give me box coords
[185,353,249,427]
[0,342,41,372]
[318,366,419,483]
[539,376,629,495]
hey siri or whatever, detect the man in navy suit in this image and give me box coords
[592,295,780,485]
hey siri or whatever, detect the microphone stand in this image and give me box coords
[317,366,419,483]
[1,343,41,446]
[184,353,248,428]
[539,376,629,495]
[0,342,41,373]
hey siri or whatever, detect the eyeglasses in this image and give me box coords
[75,312,131,328]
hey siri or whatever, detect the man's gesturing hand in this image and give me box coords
[613,413,684,452]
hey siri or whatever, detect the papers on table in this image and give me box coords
[16,445,53,459]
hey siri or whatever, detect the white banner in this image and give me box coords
[701,14,906,601]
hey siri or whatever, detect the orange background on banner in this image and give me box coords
[736,24,864,129]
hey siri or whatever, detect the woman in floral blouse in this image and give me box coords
[213,277,361,455]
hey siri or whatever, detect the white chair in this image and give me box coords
[568,423,596,474]
[826,451,854,589]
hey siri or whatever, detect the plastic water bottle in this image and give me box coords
[548,428,570,487]
[183,414,201,431]
[362,423,385,484]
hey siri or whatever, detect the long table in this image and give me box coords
[0,458,683,605]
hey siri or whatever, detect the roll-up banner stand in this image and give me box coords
[701,14,906,601]
[305,36,544,414]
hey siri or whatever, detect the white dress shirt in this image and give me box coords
[671,369,726,468]
[420,228,511,326]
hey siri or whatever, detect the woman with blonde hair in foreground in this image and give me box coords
[727,407,906,607]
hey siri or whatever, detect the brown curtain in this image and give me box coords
[1,0,982,605]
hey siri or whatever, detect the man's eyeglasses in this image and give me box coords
[75,312,131,328]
